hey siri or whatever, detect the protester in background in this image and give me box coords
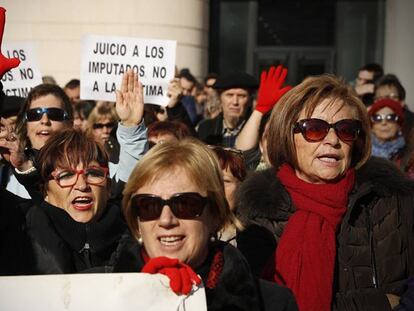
[209,145,247,246]
[236,65,291,170]
[197,72,258,147]
[73,100,95,131]
[0,5,30,276]
[353,63,383,106]
[111,139,298,311]
[178,68,198,125]
[87,105,117,146]
[0,95,27,197]
[202,73,221,120]
[368,98,414,177]
[203,73,218,98]
[42,75,57,85]
[64,78,81,104]
[237,74,414,311]
[374,74,414,142]
[147,120,192,149]
[143,78,194,131]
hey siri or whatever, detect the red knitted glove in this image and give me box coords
[0,7,20,78]
[142,256,201,295]
[255,65,291,114]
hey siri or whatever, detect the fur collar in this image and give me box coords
[236,157,414,221]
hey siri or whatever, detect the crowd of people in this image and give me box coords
[1,6,414,311]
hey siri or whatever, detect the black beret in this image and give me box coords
[0,95,25,118]
[213,72,258,90]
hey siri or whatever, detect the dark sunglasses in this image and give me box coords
[25,107,69,122]
[293,118,362,142]
[131,192,210,221]
[371,114,399,123]
[92,122,116,129]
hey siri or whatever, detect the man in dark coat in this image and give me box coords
[197,72,258,147]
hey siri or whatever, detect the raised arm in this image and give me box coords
[110,70,148,183]
[235,65,291,151]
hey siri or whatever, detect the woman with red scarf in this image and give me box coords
[237,74,414,311]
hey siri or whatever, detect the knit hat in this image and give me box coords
[213,72,258,90]
[368,98,404,126]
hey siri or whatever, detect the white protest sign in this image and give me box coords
[81,35,176,106]
[0,273,207,311]
[1,42,43,97]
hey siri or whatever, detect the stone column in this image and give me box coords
[4,0,209,86]
[384,0,414,110]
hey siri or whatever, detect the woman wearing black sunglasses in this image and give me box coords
[110,139,297,311]
[237,74,414,311]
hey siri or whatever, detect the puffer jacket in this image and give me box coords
[236,157,414,311]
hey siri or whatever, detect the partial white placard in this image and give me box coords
[0,42,43,97]
[81,35,176,106]
[0,273,207,311]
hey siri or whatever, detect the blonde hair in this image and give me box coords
[267,74,371,170]
[123,138,237,239]
[86,105,118,133]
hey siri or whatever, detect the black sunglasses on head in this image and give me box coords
[25,107,69,122]
[131,192,210,221]
[293,118,362,142]
[371,114,399,123]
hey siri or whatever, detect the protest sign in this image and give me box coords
[81,35,176,106]
[1,42,42,97]
[0,273,207,311]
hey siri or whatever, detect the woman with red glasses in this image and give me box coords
[236,74,414,311]
[109,139,297,311]
[0,71,148,274]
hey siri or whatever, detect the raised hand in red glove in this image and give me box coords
[142,256,201,295]
[0,7,20,78]
[255,65,291,114]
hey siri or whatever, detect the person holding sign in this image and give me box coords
[112,139,298,311]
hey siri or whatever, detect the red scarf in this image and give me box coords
[275,164,355,311]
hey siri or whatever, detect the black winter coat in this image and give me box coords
[236,157,414,311]
[110,234,298,311]
[25,201,126,274]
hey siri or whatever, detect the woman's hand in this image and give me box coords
[142,256,201,295]
[115,70,144,127]
[255,65,291,114]
[167,78,183,108]
[0,118,32,171]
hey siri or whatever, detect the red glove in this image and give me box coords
[0,7,20,78]
[255,65,292,114]
[142,256,201,295]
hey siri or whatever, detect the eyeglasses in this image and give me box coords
[92,122,116,129]
[25,107,69,122]
[131,192,210,221]
[293,118,362,142]
[371,114,399,123]
[50,166,109,188]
